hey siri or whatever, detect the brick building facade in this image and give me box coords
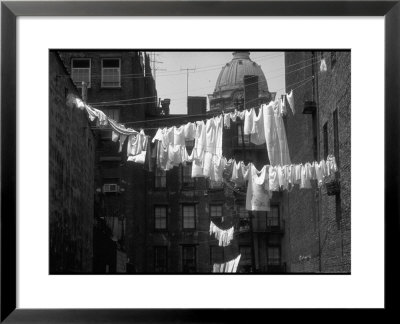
[49,51,96,273]
[282,51,351,273]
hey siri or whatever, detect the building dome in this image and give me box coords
[213,52,269,98]
[209,52,272,110]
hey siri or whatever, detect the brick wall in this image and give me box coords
[49,51,95,273]
[283,51,351,273]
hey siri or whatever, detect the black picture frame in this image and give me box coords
[1,0,398,322]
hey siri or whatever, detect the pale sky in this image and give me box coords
[152,51,286,114]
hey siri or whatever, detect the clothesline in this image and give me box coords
[87,75,313,130]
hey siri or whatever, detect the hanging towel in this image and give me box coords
[286,90,295,115]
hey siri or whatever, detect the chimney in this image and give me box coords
[187,96,207,116]
[160,99,170,116]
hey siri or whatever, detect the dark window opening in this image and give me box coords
[154,206,167,230]
[182,245,196,273]
[323,122,329,160]
[154,246,167,273]
[182,205,196,229]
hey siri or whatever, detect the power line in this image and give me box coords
[88,58,319,106]
[88,75,314,129]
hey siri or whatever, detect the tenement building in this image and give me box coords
[282,51,351,272]
[49,51,96,273]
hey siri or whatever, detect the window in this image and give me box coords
[237,124,250,145]
[210,204,223,222]
[323,122,329,160]
[101,58,121,87]
[267,205,280,227]
[237,204,250,231]
[182,164,194,188]
[182,245,196,273]
[101,108,120,122]
[333,109,340,168]
[71,58,91,88]
[210,246,224,265]
[182,205,196,229]
[239,246,252,265]
[155,169,166,189]
[154,206,167,230]
[267,246,281,265]
[154,246,167,273]
[331,52,337,69]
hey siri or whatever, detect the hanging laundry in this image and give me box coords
[209,221,234,247]
[280,96,287,116]
[127,130,148,164]
[212,254,241,273]
[300,163,313,189]
[326,154,338,176]
[277,165,289,190]
[286,90,295,115]
[108,118,137,136]
[243,163,271,211]
[229,110,238,122]
[263,100,291,166]
[243,108,254,135]
[250,107,266,145]
[230,161,247,187]
[184,122,196,140]
[118,135,127,153]
[320,58,327,72]
[269,165,279,191]
[223,113,231,129]
[111,131,119,142]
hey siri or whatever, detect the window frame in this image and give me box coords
[237,123,250,146]
[267,204,280,228]
[267,245,281,266]
[181,163,195,189]
[154,168,167,190]
[182,204,196,230]
[71,58,91,88]
[182,245,197,273]
[154,246,168,273]
[101,58,121,88]
[154,205,168,231]
[209,204,223,223]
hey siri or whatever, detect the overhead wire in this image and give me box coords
[89,74,314,130]
[87,55,317,106]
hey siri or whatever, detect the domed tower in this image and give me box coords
[208,52,275,111]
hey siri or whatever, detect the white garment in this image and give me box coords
[209,221,234,247]
[244,109,254,135]
[277,165,288,190]
[315,161,325,187]
[287,90,295,115]
[193,121,206,163]
[127,132,148,165]
[269,165,279,191]
[205,118,217,154]
[184,122,196,140]
[173,125,185,146]
[263,101,291,166]
[237,110,245,120]
[243,163,271,211]
[250,107,266,145]
[300,163,312,189]
[119,134,127,153]
[111,131,119,142]
[231,161,246,187]
[224,113,231,129]
[320,58,327,72]
[230,110,238,122]
[294,164,302,184]
[214,115,224,157]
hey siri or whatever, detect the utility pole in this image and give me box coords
[151,52,165,84]
[180,67,196,107]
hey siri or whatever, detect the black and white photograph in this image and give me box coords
[49,50,351,274]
